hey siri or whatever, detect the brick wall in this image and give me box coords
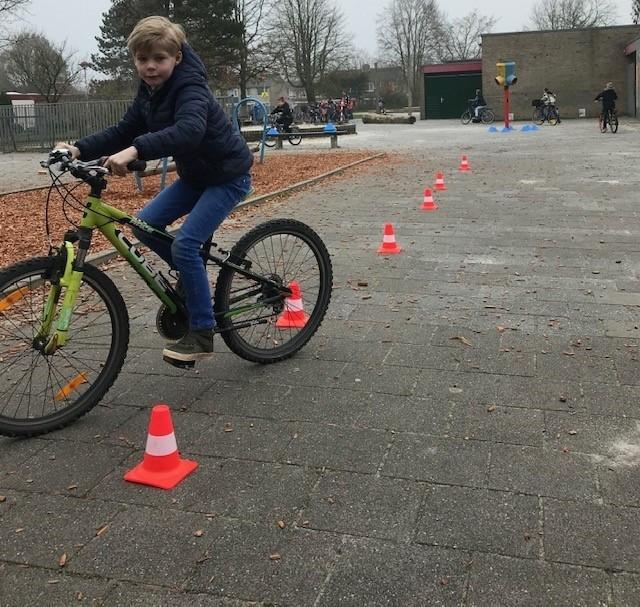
[481,25,640,120]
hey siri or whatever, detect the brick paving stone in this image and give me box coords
[488,444,598,500]
[466,554,611,607]
[317,538,468,606]
[186,523,342,605]
[103,583,252,606]
[0,562,113,607]
[544,498,640,571]
[415,485,539,559]
[0,493,121,569]
[68,505,213,586]
[303,470,424,541]
[382,434,490,486]
[612,572,640,607]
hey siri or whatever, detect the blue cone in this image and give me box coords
[324,122,337,132]
[521,124,530,132]
[487,126,498,133]
[501,126,512,133]
[529,124,540,131]
[266,127,278,136]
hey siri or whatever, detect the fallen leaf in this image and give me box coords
[496,326,506,333]
[0,496,6,503]
[450,335,473,347]
[568,430,578,435]
[486,405,497,413]
[194,529,204,537]
[357,281,368,287]
[67,484,78,491]
[559,396,567,403]
[96,524,109,537]
[562,351,575,357]
[223,422,233,433]
[58,553,67,567]
[277,520,286,529]
[269,553,281,561]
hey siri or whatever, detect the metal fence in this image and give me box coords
[0,96,237,153]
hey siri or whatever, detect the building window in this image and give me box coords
[367,81,375,92]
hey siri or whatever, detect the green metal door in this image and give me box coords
[424,73,482,119]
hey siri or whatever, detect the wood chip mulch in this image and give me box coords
[0,150,399,268]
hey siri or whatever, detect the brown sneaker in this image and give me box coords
[162,329,214,362]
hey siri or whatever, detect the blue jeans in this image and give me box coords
[133,174,252,331]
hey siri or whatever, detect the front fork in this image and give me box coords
[40,229,91,354]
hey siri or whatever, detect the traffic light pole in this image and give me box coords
[503,87,510,129]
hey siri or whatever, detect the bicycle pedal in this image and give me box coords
[162,355,196,369]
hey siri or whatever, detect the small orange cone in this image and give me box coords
[421,188,438,211]
[276,281,310,328]
[459,155,471,172]
[377,223,402,254]
[124,404,198,490]
[434,171,447,191]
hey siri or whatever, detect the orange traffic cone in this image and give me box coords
[377,223,402,254]
[459,155,471,172]
[434,171,447,191]
[124,404,198,490]
[421,188,438,211]
[276,281,310,328]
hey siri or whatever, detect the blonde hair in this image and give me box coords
[127,16,186,56]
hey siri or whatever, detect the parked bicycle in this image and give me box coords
[461,102,495,125]
[599,108,618,133]
[532,99,559,125]
[263,115,302,147]
[0,150,332,437]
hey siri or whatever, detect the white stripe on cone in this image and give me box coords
[146,432,178,456]
[286,298,304,312]
[383,235,396,243]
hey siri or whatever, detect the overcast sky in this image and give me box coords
[8,0,635,72]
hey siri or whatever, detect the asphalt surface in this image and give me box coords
[3,118,640,605]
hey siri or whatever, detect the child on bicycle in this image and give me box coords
[270,96,294,133]
[55,16,253,364]
[594,82,617,123]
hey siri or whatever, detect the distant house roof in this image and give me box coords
[421,60,482,74]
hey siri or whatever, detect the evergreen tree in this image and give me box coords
[634,0,640,24]
[92,0,242,84]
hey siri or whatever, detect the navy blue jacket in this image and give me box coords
[76,44,253,187]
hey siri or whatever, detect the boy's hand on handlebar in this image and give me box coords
[53,142,80,159]
[105,146,138,176]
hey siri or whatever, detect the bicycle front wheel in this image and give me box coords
[460,111,472,125]
[214,219,332,364]
[0,257,129,437]
[599,114,607,133]
[548,108,559,125]
[610,113,619,133]
[263,136,277,148]
[533,108,545,124]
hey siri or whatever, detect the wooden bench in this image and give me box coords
[268,130,341,149]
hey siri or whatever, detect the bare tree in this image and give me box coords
[232,0,270,99]
[0,0,30,47]
[530,0,617,30]
[438,10,497,61]
[266,0,351,103]
[377,0,443,114]
[633,0,640,24]
[4,32,79,101]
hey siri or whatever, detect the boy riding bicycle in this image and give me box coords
[594,82,618,127]
[55,16,253,364]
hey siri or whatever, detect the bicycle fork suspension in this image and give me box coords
[40,231,90,353]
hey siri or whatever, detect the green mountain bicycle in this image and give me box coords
[0,150,332,437]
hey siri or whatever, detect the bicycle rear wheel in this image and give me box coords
[460,111,472,125]
[610,112,619,133]
[263,135,277,148]
[288,127,302,146]
[0,257,129,437]
[600,114,607,133]
[533,108,545,125]
[214,219,332,364]
[481,109,495,124]
[548,108,559,125]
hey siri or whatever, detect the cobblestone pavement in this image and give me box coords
[3,119,640,605]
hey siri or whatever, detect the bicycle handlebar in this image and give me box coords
[41,150,147,178]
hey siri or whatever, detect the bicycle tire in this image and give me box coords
[263,136,277,148]
[610,113,619,133]
[0,257,129,437]
[481,109,495,124]
[214,219,332,364]
[533,108,545,125]
[288,127,302,146]
[600,114,608,133]
[460,111,472,125]
[548,108,559,126]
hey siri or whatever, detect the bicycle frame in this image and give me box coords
[40,192,289,352]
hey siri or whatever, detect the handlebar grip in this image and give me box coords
[127,160,147,173]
